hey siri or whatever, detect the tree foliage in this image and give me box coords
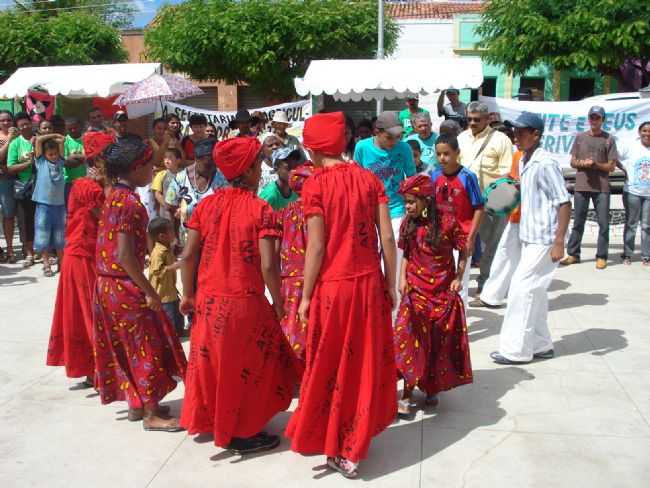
[145,0,400,96]
[14,0,137,29]
[0,11,127,75]
[476,0,650,85]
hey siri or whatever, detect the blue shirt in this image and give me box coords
[32,156,65,206]
[407,132,438,167]
[354,137,416,218]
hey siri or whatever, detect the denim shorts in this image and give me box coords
[34,203,66,252]
[0,178,16,219]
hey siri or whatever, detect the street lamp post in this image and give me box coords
[376,0,384,114]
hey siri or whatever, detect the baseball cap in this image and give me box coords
[194,138,216,159]
[113,110,128,122]
[588,106,606,118]
[446,88,460,95]
[375,111,403,137]
[504,112,545,133]
[271,147,301,167]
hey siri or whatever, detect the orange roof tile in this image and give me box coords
[387,1,484,20]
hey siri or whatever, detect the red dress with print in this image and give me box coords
[47,178,104,378]
[285,164,396,463]
[93,185,187,408]
[180,187,298,447]
[394,214,473,395]
[277,200,308,370]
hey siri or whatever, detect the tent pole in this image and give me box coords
[376,0,384,114]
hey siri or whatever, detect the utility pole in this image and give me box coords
[376,0,384,114]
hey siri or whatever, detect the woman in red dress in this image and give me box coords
[285,112,398,478]
[46,134,112,386]
[93,138,187,431]
[394,174,473,417]
[179,137,297,454]
[277,162,314,372]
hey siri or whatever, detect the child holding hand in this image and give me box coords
[394,174,473,417]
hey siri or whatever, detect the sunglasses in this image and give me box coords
[589,114,603,120]
[467,117,484,123]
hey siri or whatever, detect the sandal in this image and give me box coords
[7,253,17,264]
[622,257,631,265]
[327,456,359,479]
[128,405,171,422]
[227,433,280,454]
[643,259,650,267]
[43,267,54,277]
[142,414,183,432]
[397,398,412,417]
[22,255,35,268]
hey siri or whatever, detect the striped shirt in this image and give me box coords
[519,148,570,245]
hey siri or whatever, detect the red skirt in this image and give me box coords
[280,275,307,372]
[93,276,187,409]
[394,291,473,395]
[46,254,96,378]
[285,271,397,463]
[180,293,298,447]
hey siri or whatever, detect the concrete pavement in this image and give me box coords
[0,230,649,488]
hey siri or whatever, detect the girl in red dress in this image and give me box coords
[93,138,187,432]
[394,174,473,417]
[285,112,398,479]
[277,162,314,371]
[179,137,297,454]
[46,134,112,386]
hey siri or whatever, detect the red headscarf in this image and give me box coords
[288,162,314,195]
[130,144,153,170]
[398,174,435,198]
[83,131,115,161]
[302,112,347,156]
[213,137,261,180]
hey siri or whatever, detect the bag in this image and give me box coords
[14,175,35,200]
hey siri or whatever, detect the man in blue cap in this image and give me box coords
[490,112,571,365]
[561,105,618,270]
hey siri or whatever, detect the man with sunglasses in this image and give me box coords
[458,101,513,295]
[561,106,618,270]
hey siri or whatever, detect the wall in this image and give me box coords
[392,19,456,58]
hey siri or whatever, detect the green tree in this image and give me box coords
[145,0,399,97]
[14,0,137,29]
[476,0,650,86]
[0,11,127,75]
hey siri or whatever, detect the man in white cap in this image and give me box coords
[490,112,571,365]
[271,111,302,153]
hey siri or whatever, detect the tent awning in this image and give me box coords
[294,58,483,101]
[0,63,161,98]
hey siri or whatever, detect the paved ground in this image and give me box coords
[1,227,649,488]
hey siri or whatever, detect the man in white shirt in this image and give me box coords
[458,101,513,294]
[437,89,467,128]
[490,112,571,365]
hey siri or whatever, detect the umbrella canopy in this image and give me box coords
[113,73,203,106]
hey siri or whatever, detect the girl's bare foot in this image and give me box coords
[127,405,171,422]
[142,412,183,432]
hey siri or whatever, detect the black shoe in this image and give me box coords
[533,349,555,360]
[489,351,530,365]
[227,434,280,454]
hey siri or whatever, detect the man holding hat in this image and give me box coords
[437,89,467,128]
[490,112,571,365]
[271,111,302,153]
[561,105,618,269]
[399,96,429,138]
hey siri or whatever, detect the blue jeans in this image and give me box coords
[0,178,16,218]
[623,192,650,260]
[567,191,610,259]
[34,203,65,253]
[162,300,185,337]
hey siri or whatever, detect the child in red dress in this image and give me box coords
[179,137,297,454]
[46,134,112,387]
[394,174,473,417]
[93,138,187,431]
[277,162,314,371]
[285,112,398,479]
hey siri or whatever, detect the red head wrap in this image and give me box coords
[288,162,314,195]
[302,112,347,156]
[213,137,262,180]
[130,143,153,170]
[82,131,115,161]
[398,174,435,198]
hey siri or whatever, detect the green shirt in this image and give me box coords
[7,136,34,182]
[259,181,298,211]
[399,108,429,138]
[63,135,86,183]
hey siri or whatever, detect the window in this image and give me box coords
[481,77,497,97]
[569,78,595,101]
[519,77,546,100]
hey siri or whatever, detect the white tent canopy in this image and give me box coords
[294,58,483,102]
[0,63,161,98]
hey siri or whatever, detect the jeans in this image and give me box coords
[477,213,508,289]
[567,191,610,259]
[34,203,66,253]
[162,300,185,337]
[623,192,650,259]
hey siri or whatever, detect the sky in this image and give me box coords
[133,0,184,28]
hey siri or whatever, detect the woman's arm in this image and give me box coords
[466,207,484,257]
[260,236,283,319]
[116,232,161,311]
[452,249,468,292]
[179,229,201,314]
[297,214,325,322]
[377,202,398,309]
[399,256,409,296]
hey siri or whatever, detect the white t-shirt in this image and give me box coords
[618,139,650,197]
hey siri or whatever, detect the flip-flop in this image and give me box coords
[128,405,171,422]
[43,267,55,277]
[227,434,280,455]
[327,456,359,479]
[142,418,184,432]
[22,255,35,268]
